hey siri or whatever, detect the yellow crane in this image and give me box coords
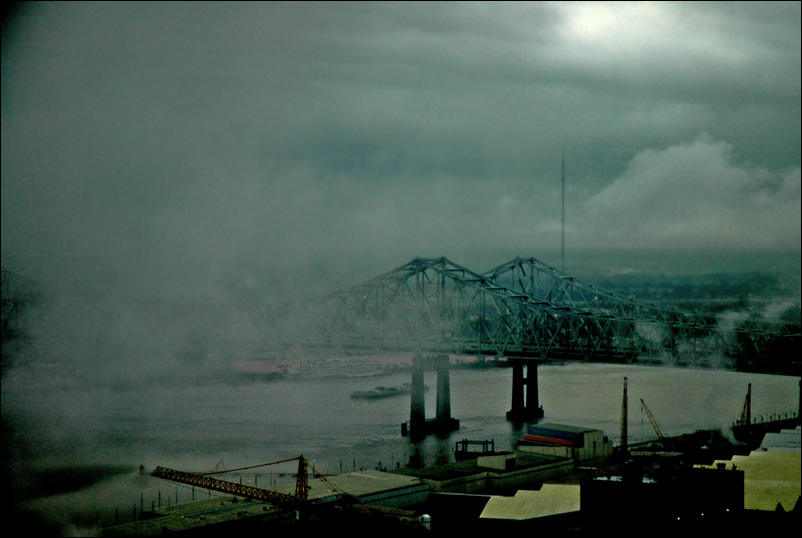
[151,455,427,526]
[736,383,752,426]
[640,398,666,443]
[151,455,312,508]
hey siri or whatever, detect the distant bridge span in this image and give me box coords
[291,256,798,435]
[2,259,797,435]
[307,256,793,365]
[278,253,798,435]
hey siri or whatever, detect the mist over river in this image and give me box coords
[2,358,798,534]
[2,247,799,534]
[3,3,800,534]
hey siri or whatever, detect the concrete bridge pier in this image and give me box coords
[409,355,427,432]
[403,354,460,438]
[506,358,544,422]
[435,354,452,421]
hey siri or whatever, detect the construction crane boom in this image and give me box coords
[640,398,665,441]
[151,455,309,507]
[621,377,628,453]
[737,383,752,426]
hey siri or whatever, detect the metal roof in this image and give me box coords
[533,423,599,434]
[479,484,581,520]
[759,426,801,452]
[318,470,427,500]
[697,435,801,513]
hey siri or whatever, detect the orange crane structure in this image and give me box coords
[620,377,628,454]
[640,398,666,443]
[151,455,314,508]
[736,383,752,427]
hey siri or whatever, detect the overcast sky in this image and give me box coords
[2,1,800,300]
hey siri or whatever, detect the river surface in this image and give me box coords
[2,358,799,532]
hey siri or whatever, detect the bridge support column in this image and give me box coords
[509,361,524,416]
[409,354,426,433]
[506,358,544,422]
[526,361,541,417]
[435,355,451,422]
[403,354,459,438]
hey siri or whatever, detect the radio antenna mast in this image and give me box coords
[561,147,565,272]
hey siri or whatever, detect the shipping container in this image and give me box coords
[522,434,575,446]
[527,424,587,448]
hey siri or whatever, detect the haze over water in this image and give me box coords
[2,3,799,534]
[4,349,800,533]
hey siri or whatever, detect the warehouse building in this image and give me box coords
[517,423,613,464]
[695,426,800,513]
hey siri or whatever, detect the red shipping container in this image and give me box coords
[522,434,574,447]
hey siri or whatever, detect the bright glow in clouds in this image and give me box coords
[558,2,759,68]
[1,2,799,294]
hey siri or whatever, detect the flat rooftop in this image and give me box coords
[531,423,600,434]
[303,469,428,506]
[392,451,567,482]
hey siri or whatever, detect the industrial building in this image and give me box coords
[395,451,575,494]
[517,423,613,463]
[695,426,800,513]
[397,424,609,529]
[479,483,581,524]
[101,424,799,535]
[579,426,800,529]
[579,463,746,529]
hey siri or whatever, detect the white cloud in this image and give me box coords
[579,133,801,249]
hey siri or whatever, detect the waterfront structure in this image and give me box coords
[105,469,429,536]
[103,425,798,535]
[580,465,746,528]
[518,423,613,464]
[696,426,800,513]
[395,451,575,495]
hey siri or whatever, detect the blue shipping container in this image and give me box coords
[527,425,585,447]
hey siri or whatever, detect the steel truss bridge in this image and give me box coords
[301,256,795,366]
[2,258,796,369]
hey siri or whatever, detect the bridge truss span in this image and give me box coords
[312,256,795,366]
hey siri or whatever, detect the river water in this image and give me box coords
[2,356,798,533]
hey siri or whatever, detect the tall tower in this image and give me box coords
[561,148,565,272]
[621,377,628,454]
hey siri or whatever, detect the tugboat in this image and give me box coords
[351,382,423,400]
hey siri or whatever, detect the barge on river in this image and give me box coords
[351,382,424,400]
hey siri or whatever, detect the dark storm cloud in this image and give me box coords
[2,1,800,301]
